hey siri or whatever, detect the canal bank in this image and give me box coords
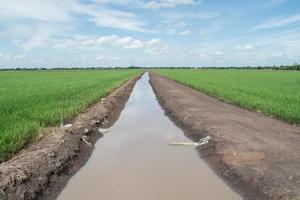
[58,73,241,200]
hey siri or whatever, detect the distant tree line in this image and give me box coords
[151,63,300,70]
[199,63,300,70]
[0,64,300,71]
[0,67,134,71]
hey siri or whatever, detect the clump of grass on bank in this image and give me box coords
[155,69,300,124]
[0,70,140,162]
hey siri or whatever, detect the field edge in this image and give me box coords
[154,70,300,125]
[148,72,300,200]
[0,73,143,200]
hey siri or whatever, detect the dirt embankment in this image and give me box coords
[0,74,142,200]
[149,72,300,200]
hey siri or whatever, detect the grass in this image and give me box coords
[0,69,140,162]
[155,69,300,124]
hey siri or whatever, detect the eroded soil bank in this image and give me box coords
[58,73,241,200]
[149,72,300,200]
[0,74,142,200]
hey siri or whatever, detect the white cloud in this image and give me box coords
[147,38,161,46]
[95,35,143,49]
[158,21,191,36]
[96,35,119,45]
[234,45,254,51]
[215,51,224,55]
[265,0,286,8]
[1,0,299,67]
[143,0,199,9]
[164,11,220,20]
[95,55,123,62]
[0,53,26,60]
[0,0,71,22]
[173,22,186,28]
[123,40,143,49]
[112,56,120,60]
[4,54,11,59]
[199,54,208,58]
[95,56,104,60]
[158,11,220,36]
[244,45,254,50]
[48,34,145,50]
[85,8,148,32]
[0,0,149,33]
[178,30,191,36]
[166,29,177,35]
[14,54,26,60]
[254,13,300,30]
[114,36,134,45]
[1,23,73,51]
[20,27,55,51]
[199,25,221,35]
[271,52,284,57]
[93,0,200,9]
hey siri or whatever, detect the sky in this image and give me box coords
[0,0,300,68]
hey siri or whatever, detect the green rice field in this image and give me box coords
[155,69,300,124]
[0,70,140,162]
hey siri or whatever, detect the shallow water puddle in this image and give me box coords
[58,73,241,200]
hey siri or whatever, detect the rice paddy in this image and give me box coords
[0,69,140,162]
[155,69,300,124]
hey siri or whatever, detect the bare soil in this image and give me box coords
[0,74,141,200]
[149,72,300,200]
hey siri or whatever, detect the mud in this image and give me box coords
[58,73,241,200]
[149,72,300,200]
[0,74,142,200]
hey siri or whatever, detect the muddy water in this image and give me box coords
[58,73,241,200]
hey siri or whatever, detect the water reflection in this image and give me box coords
[58,73,241,200]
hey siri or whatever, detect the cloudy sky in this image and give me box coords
[0,0,300,68]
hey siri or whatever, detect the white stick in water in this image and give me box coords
[169,142,200,146]
[98,128,109,135]
[170,136,212,148]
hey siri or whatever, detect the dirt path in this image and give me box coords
[149,72,300,200]
[0,74,141,200]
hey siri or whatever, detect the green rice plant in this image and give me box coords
[155,69,300,124]
[0,69,140,162]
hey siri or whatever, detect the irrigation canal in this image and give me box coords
[57,73,241,200]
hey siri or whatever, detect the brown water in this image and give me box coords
[58,73,242,200]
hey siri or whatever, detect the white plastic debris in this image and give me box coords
[170,136,212,148]
[98,128,109,135]
[169,141,200,147]
[60,123,73,129]
[81,135,93,147]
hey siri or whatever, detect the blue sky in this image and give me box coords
[0,0,300,68]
